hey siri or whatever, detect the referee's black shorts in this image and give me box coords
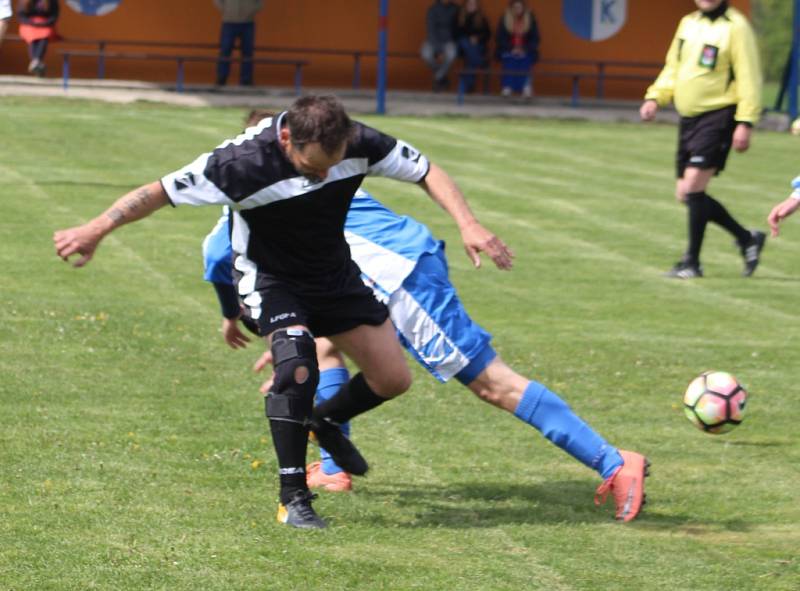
[676,105,738,179]
[239,261,389,339]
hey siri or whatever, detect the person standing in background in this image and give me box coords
[640,0,765,279]
[214,0,263,87]
[0,0,12,48]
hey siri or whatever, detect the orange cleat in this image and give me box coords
[306,461,353,493]
[594,450,650,522]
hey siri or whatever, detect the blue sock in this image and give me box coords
[514,381,623,479]
[315,367,350,475]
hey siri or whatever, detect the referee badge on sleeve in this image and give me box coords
[699,45,719,69]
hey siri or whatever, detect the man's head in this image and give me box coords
[280,95,353,184]
[695,0,725,12]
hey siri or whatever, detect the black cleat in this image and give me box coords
[740,231,766,277]
[276,490,327,529]
[665,260,703,279]
[309,417,369,476]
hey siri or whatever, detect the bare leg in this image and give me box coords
[328,318,412,398]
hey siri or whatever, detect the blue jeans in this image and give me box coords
[458,38,487,93]
[500,53,534,92]
[28,38,49,61]
[217,22,255,86]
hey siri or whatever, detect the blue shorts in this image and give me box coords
[383,245,496,385]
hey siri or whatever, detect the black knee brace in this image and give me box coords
[265,328,319,425]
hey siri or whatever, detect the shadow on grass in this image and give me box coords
[756,276,800,283]
[352,479,756,532]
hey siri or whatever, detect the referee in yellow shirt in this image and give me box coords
[640,0,765,279]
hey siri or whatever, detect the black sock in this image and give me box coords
[266,391,314,505]
[705,192,751,245]
[269,418,310,505]
[685,191,709,264]
[312,372,387,424]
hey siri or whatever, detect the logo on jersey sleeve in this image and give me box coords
[699,45,719,69]
[173,172,196,191]
[400,144,421,163]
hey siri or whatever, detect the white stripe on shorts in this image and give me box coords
[387,286,470,382]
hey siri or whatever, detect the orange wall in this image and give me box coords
[0,0,751,97]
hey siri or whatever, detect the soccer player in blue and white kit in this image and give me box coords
[205,188,650,522]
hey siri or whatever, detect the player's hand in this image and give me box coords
[53,222,104,267]
[460,221,514,270]
[732,124,752,152]
[767,196,800,237]
[253,349,273,372]
[639,100,658,121]
[222,317,251,349]
[253,350,275,394]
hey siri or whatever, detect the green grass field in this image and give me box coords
[1,97,799,590]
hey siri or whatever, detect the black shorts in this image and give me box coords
[676,105,737,178]
[238,260,388,338]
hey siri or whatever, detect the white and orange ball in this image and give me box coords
[683,371,747,434]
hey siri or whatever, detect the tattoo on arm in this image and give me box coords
[123,186,153,215]
[105,186,154,226]
[107,208,125,224]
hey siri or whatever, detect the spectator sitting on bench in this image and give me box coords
[456,0,490,94]
[495,0,539,98]
[17,0,59,77]
[420,0,458,92]
[214,0,263,87]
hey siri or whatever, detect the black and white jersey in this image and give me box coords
[161,112,430,293]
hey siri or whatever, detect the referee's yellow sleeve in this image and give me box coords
[731,19,762,124]
[644,28,681,106]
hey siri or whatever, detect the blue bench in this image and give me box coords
[58,50,308,94]
[456,59,661,106]
[7,34,415,90]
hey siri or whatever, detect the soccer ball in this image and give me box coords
[791,118,800,136]
[683,371,747,434]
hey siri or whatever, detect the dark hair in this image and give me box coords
[21,0,51,12]
[285,95,353,156]
[244,108,274,128]
[458,0,485,28]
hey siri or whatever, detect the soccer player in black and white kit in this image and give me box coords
[53,95,513,529]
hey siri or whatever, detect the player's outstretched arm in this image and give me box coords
[418,163,514,270]
[53,181,169,267]
[768,196,800,237]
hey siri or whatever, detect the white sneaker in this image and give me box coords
[501,86,512,97]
